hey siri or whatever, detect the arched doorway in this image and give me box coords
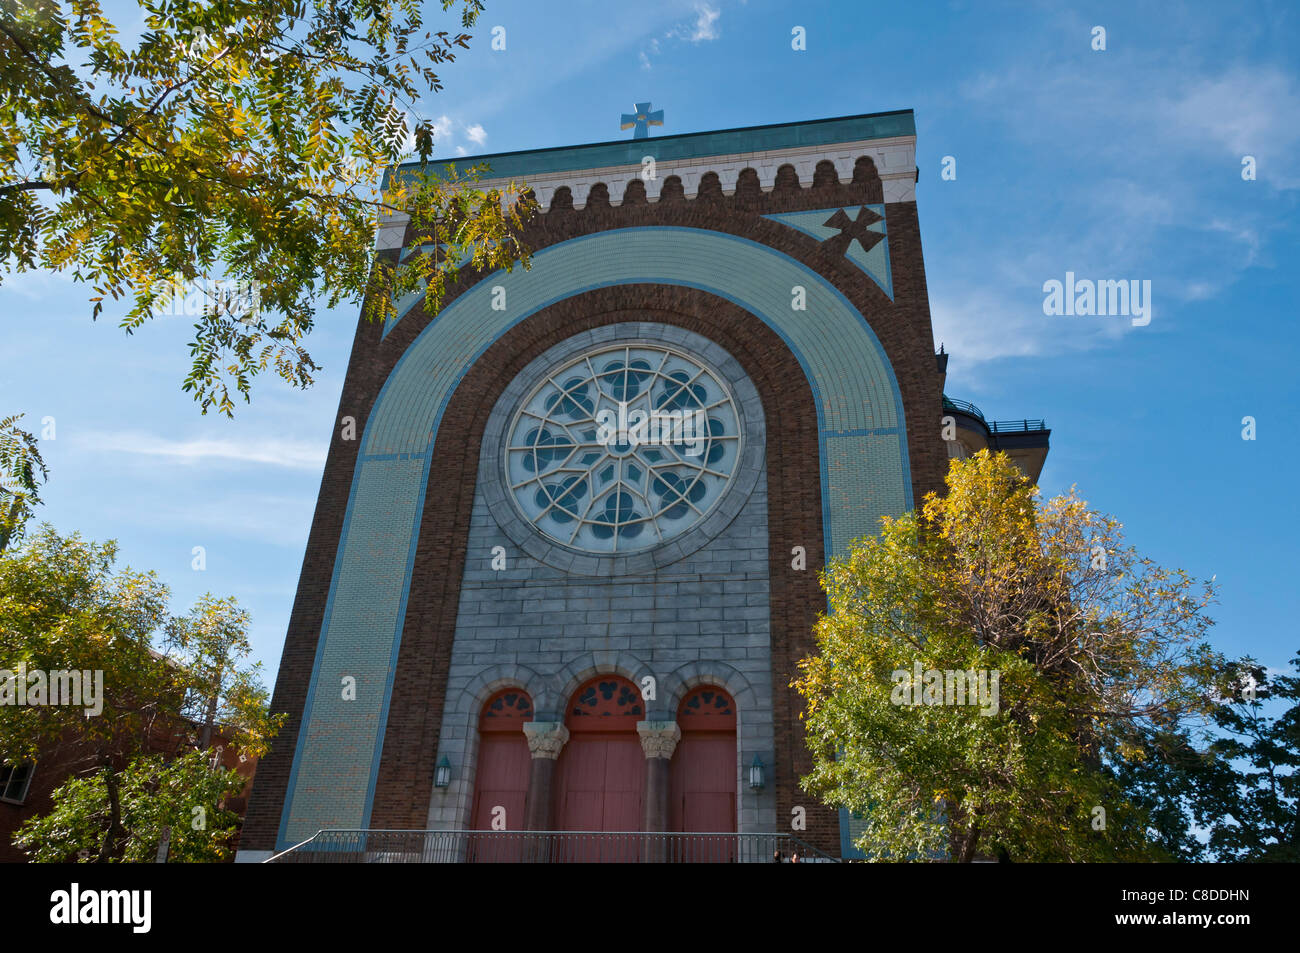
[671,685,738,840]
[556,676,646,860]
[469,689,532,859]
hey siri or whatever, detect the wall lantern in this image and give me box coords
[748,755,766,791]
[434,756,452,788]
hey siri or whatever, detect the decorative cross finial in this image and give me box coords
[620,102,664,139]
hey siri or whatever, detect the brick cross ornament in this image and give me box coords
[821,206,885,257]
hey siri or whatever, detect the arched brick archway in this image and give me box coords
[367,287,836,850]
[250,207,946,856]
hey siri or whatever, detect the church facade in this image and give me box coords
[238,108,1048,861]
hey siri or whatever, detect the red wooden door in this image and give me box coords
[557,676,646,861]
[469,689,533,861]
[471,735,530,830]
[558,738,644,839]
[672,734,737,832]
[671,686,737,860]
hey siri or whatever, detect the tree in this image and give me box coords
[1195,654,1300,860]
[1,0,536,416]
[1107,654,1300,862]
[0,413,48,554]
[0,525,281,860]
[12,749,246,863]
[168,593,278,754]
[1105,718,1222,862]
[794,450,1229,862]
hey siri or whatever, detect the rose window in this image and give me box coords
[504,344,742,553]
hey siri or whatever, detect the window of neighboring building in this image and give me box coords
[0,762,34,804]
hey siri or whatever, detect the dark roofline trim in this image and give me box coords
[385,109,916,186]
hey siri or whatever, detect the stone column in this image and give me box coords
[637,720,681,858]
[522,722,568,832]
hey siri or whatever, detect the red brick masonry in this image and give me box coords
[242,157,947,856]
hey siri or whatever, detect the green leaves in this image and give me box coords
[1,0,527,416]
[369,160,538,329]
[0,414,48,554]
[1197,657,1300,861]
[0,526,283,860]
[794,450,1223,861]
[13,750,247,863]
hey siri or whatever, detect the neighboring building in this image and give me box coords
[941,385,1050,483]
[239,109,1049,862]
[1,732,258,863]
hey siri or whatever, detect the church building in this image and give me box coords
[237,108,1049,862]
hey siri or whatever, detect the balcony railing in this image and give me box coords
[266,829,840,863]
[943,396,1047,435]
[987,419,1047,434]
[942,395,986,421]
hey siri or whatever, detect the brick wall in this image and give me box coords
[241,155,947,857]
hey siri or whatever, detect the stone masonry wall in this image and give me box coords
[426,323,777,835]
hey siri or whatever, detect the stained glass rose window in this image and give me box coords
[504,344,741,553]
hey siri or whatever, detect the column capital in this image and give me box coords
[522,721,569,760]
[637,720,681,760]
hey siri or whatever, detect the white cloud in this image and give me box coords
[936,47,1296,375]
[929,284,1130,368]
[444,3,702,122]
[0,267,75,300]
[431,114,454,140]
[962,58,1300,190]
[80,431,327,470]
[413,115,487,155]
[670,3,720,43]
[1161,67,1300,187]
[690,4,721,41]
[108,494,316,546]
[640,30,663,68]
[1202,219,1261,268]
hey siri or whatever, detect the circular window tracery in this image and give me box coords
[504,343,742,554]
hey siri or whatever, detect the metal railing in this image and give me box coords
[942,396,986,421]
[266,829,839,863]
[987,419,1047,434]
[943,396,1047,435]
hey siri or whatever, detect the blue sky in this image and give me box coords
[2,0,1297,683]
